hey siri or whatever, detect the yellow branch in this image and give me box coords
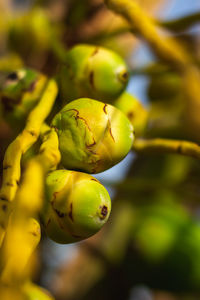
[0,126,60,285]
[104,0,191,69]
[133,138,200,159]
[0,80,58,244]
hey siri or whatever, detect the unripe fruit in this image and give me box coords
[51,98,134,173]
[42,170,111,244]
[114,92,148,137]
[58,44,129,102]
[0,68,47,128]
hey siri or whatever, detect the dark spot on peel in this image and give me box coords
[6,72,19,81]
[100,205,108,219]
[68,203,74,222]
[91,178,98,182]
[119,70,129,82]
[127,111,134,120]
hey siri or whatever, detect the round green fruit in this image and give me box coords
[58,44,129,102]
[42,170,111,244]
[51,98,134,173]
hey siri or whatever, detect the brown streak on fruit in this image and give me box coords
[66,109,92,132]
[91,48,99,56]
[54,208,66,218]
[68,203,74,222]
[89,71,95,89]
[109,127,115,142]
[103,104,108,114]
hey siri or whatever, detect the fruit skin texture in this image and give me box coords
[52,98,134,173]
[42,170,111,244]
[58,44,129,102]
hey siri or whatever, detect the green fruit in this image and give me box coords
[114,92,148,137]
[0,68,47,129]
[51,98,134,173]
[8,8,53,55]
[42,170,111,244]
[58,44,129,102]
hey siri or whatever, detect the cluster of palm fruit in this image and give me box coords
[0,44,147,245]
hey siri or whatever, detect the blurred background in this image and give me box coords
[1,0,200,299]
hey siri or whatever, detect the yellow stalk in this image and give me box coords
[133,138,200,159]
[0,80,58,245]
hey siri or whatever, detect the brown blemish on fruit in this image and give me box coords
[119,70,129,82]
[100,205,108,219]
[27,79,38,92]
[91,48,99,57]
[68,203,74,222]
[29,231,38,237]
[127,111,134,120]
[66,109,92,133]
[54,209,66,218]
[91,178,98,182]
[86,137,96,148]
[109,127,115,142]
[103,104,108,114]
[89,71,95,89]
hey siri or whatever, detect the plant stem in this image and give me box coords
[0,79,58,245]
[133,138,200,160]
